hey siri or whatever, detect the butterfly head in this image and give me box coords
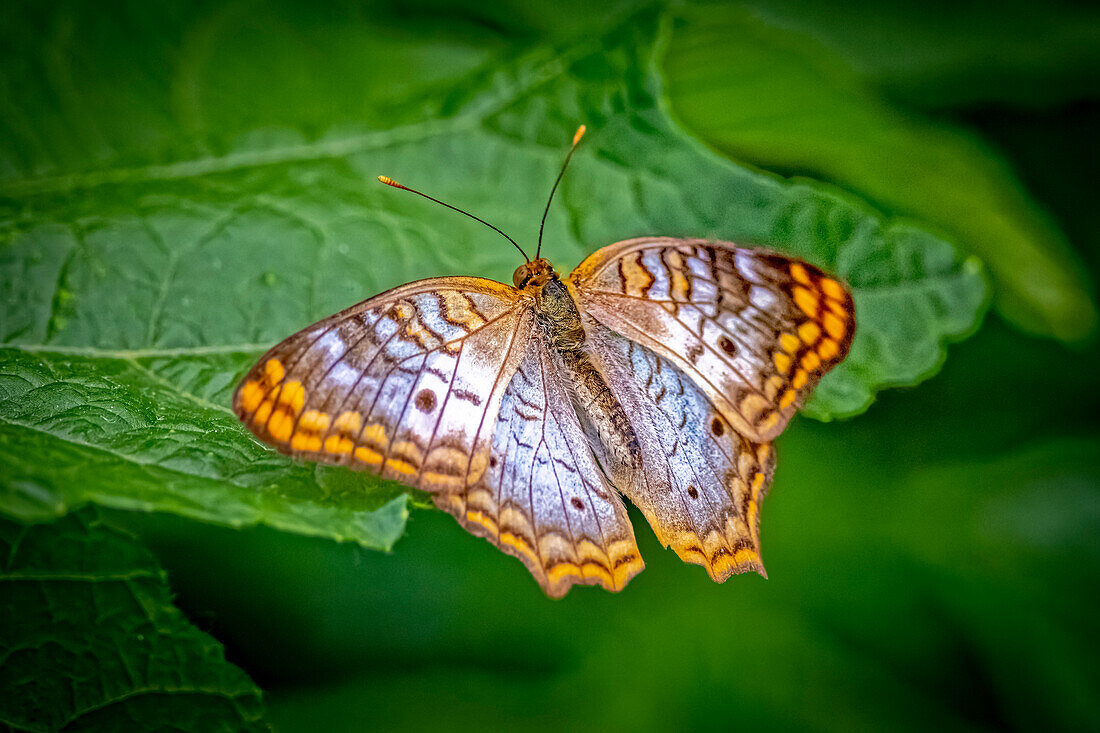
[513,258,558,290]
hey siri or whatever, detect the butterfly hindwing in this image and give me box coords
[443,331,644,598]
[568,237,855,443]
[234,276,536,496]
[582,316,776,581]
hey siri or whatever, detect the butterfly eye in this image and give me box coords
[513,264,531,288]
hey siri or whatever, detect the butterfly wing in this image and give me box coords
[568,237,854,442]
[234,276,642,596]
[581,319,775,580]
[453,330,644,598]
[234,276,537,498]
[567,237,853,580]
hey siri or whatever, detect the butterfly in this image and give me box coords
[233,127,855,598]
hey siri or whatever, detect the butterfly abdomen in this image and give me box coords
[560,348,643,473]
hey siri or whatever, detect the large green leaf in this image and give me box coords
[0,4,984,544]
[664,2,1095,342]
[0,509,266,731]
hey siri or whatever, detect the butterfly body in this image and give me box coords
[235,238,854,597]
[522,264,644,476]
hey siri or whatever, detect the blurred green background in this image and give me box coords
[1,1,1098,731]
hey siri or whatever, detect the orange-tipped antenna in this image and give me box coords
[377,175,530,262]
[536,125,586,260]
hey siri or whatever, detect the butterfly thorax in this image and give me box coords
[531,275,586,350]
[514,259,584,350]
[524,269,643,474]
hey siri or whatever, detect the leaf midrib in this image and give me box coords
[55,685,259,732]
[7,343,270,358]
[0,570,161,582]
[0,27,613,199]
[0,414,272,495]
[0,118,470,197]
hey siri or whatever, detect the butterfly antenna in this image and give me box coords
[377,176,531,262]
[536,125,586,260]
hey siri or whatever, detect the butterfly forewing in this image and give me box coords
[234,277,535,496]
[568,238,855,443]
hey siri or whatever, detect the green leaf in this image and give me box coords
[738,0,1100,108]
[664,3,1095,342]
[0,4,984,540]
[0,347,412,547]
[0,509,266,731]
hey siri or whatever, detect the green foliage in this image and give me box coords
[0,349,410,547]
[0,509,265,731]
[126,318,1100,733]
[736,0,1100,108]
[0,4,983,540]
[664,2,1096,342]
[0,1,1095,732]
